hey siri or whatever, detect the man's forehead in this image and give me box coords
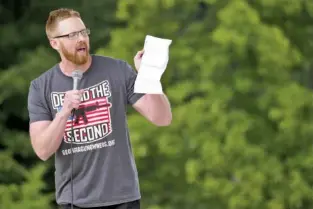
[57,17,86,34]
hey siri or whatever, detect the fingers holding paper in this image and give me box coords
[134,49,144,71]
[133,35,172,94]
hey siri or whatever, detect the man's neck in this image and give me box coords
[59,55,92,77]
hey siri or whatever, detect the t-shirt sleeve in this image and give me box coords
[27,80,52,123]
[123,61,145,105]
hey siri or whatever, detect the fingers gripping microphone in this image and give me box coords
[72,70,83,90]
[70,70,83,209]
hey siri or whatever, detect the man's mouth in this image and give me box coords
[76,47,87,52]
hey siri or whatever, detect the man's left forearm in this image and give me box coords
[144,94,172,126]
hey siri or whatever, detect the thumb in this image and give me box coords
[135,50,144,59]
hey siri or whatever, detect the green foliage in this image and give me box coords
[0,164,54,209]
[96,1,313,209]
[2,0,313,209]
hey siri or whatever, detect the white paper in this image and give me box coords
[134,35,172,94]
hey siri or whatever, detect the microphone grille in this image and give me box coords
[71,70,83,79]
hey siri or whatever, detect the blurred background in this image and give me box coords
[1,0,313,209]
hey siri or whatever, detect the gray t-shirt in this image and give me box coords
[27,55,145,207]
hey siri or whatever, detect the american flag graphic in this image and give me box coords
[65,97,112,131]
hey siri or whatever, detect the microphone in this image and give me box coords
[70,69,83,209]
[71,70,83,90]
[70,69,83,114]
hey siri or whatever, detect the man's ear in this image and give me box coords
[49,39,59,50]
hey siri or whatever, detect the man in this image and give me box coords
[27,8,172,209]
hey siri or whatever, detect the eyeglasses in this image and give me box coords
[53,28,90,40]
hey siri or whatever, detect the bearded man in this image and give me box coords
[27,8,172,209]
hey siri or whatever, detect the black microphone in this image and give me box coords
[71,70,83,90]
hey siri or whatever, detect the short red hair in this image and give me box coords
[45,8,81,38]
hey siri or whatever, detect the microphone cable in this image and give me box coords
[70,109,75,209]
[69,69,83,209]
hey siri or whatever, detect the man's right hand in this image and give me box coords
[61,89,84,116]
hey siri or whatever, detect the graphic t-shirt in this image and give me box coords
[27,55,145,207]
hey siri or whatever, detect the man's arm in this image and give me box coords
[123,59,172,126]
[132,94,172,126]
[28,80,82,161]
[29,112,69,161]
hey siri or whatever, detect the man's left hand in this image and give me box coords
[134,50,144,71]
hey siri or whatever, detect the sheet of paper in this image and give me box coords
[134,35,172,94]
